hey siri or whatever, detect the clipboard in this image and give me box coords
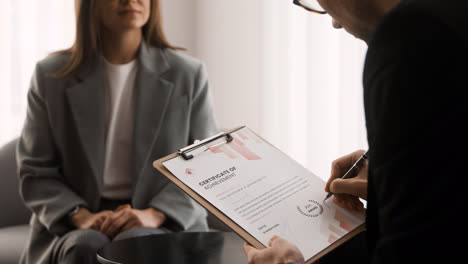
[153,126,365,264]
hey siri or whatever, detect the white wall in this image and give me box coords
[160,0,368,179]
[162,0,264,133]
[0,0,76,145]
[192,0,264,132]
[160,0,196,52]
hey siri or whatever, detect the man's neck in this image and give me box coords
[363,0,401,44]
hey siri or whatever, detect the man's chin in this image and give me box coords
[344,27,371,43]
[332,19,343,29]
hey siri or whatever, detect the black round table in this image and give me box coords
[97,231,247,264]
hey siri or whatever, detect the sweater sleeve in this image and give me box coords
[364,4,468,263]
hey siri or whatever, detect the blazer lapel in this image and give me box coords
[133,43,173,181]
[66,62,106,189]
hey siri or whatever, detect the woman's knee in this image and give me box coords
[113,227,167,241]
[54,229,110,263]
[66,229,109,251]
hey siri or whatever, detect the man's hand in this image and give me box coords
[325,149,368,211]
[99,204,166,239]
[70,207,113,230]
[243,235,304,264]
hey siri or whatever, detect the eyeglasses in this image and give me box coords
[292,0,326,14]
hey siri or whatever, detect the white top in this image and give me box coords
[101,58,138,199]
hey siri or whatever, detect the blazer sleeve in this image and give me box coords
[147,62,219,231]
[148,182,207,231]
[17,63,88,236]
[364,6,468,263]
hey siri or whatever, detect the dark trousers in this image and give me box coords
[51,199,167,264]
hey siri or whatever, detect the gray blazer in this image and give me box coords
[17,43,219,264]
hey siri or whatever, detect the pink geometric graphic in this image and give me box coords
[228,136,261,160]
[328,224,345,237]
[334,210,353,232]
[207,132,262,161]
[237,130,249,140]
[207,143,238,159]
[185,168,193,175]
[326,199,364,244]
[244,129,263,143]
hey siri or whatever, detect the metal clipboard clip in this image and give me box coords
[178,132,234,160]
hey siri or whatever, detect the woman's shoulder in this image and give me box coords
[35,50,71,76]
[160,48,204,73]
[142,45,209,86]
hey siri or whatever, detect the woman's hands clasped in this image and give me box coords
[70,204,166,239]
[70,208,114,231]
[99,204,166,238]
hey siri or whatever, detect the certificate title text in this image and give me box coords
[199,166,237,190]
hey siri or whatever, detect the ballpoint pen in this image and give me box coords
[324,150,369,202]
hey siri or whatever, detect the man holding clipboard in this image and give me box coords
[245,0,468,263]
[156,126,368,263]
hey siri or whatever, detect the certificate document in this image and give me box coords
[161,127,365,261]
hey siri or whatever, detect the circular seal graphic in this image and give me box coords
[297,200,324,218]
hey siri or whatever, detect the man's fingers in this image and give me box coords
[244,242,261,263]
[269,235,280,246]
[244,244,277,264]
[333,194,360,210]
[326,150,366,192]
[332,193,365,213]
[243,243,256,256]
[330,178,367,197]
